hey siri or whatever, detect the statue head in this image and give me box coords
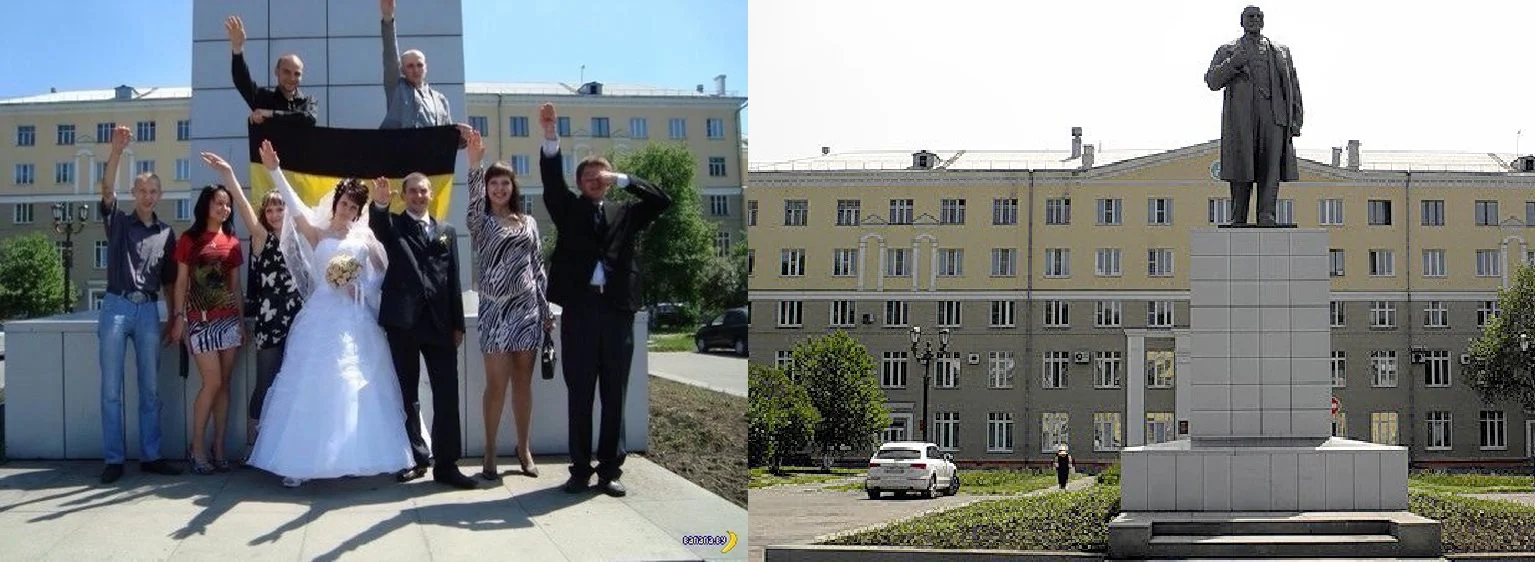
[1241,6,1264,34]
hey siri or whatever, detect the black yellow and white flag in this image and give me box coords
[245,122,461,220]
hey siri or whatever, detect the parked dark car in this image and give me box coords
[694,307,748,356]
[647,302,690,329]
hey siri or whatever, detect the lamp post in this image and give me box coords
[1523,333,1533,486]
[908,326,951,443]
[52,201,91,312]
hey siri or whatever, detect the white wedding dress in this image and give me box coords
[247,169,413,481]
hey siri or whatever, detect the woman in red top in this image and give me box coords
[169,185,245,474]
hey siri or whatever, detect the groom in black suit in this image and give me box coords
[369,165,476,489]
[539,103,673,497]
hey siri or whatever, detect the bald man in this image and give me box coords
[226,16,317,127]
[379,0,454,130]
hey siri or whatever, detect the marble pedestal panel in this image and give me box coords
[1120,437,1409,511]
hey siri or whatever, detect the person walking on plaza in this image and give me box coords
[1054,445,1074,490]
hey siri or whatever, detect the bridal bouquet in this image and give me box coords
[326,254,361,288]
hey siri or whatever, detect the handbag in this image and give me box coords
[540,331,558,380]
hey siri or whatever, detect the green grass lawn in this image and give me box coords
[1408,471,1534,494]
[647,330,694,352]
[643,377,746,508]
[824,468,1073,495]
[750,466,866,489]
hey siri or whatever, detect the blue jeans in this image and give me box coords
[98,292,165,464]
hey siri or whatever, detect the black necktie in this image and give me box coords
[418,219,431,238]
[593,203,608,237]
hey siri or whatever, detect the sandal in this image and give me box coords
[213,458,232,473]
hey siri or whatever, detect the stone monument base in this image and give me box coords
[1120,437,1408,511]
[1107,510,1443,559]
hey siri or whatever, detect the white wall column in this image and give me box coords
[1126,329,1147,446]
[1175,330,1192,437]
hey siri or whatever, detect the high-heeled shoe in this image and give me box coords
[519,453,539,478]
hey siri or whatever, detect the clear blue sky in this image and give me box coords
[0,0,746,130]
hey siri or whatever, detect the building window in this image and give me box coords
[706,118,725,139]
[1095,248,1122,277]
[510,155,531,176]
[1329,249,1345,277]
[590,117,610,138]
[708,157,727,177]
[56,124,75,145]
[831,248,858,277]
[1371,412,1399,445]
[1369,301,1396,328]
[776,301,802,327]
[779,249,804,277]
[1095,352,1123,388]
[1146,412,1175,444]
[668,117,686,139]
[746,249,754,275]
[508,116,529,137]
[1475,200,1499,226]
[1528,201,1535,229]
[1425,411,1452,450]
[1424,350,1451,387]
[1148,249,1174,277]
[1147,301,1175,328]
[835,199,860,226]
[989,351,1015,388]
[1044,248,1070,277]
[714,231,732,257]
[1480,411,1507,450]
[1043,300,1069,328]
[175,158,191,181]
[1147,198,1173,225]
[1422,200,1445,226]
[468,116,488,136]
[1368,249,1394,277]
[521,195,535,215]
[1422,249,1446,278]
[1277,199,1295,224]
[882,415,910,443]
[135,120,156,142]
[937,249,963,277]
[14,163,34,185]
[175,119,191,141]
[96,122,116,143]
[933,412,959,451]
[176,199,192,221]
[1097,198,1121,225]
[15,125,35,146]
[774,351,793,372]
[1319,198,1344,225]
[987,413,1014,453]
[94,240,109,269]
[554,116,571,137]
[936,300,962,328]
[783,200,807,226]
[1096,301,1123,327]
[990,301,1015,327]
[881,351,908,388]
[747,200,758,226]
[1208,197,1231,225]
[1041,351,1071,389]
[1330,301,1345,328]
[991,248,1017,277]
[884,300,909,327]
[934,357,959,389]
[708,195,729,216]
[829,301,856,328]
[1333,412,1347,438]
[1476,249,1502,278]
[1423,301,1448,329]
[1045,198,1070,225]
[940,198,966,225]
[888,199,914,225]
[1367,199,1392,225]
[629,117,647,139]
[1040,412,1069,453]
[136,160,155,175]
[993,198,1018,225]
[1370,350,1398,387]
[1477,301,1499,327]
[1146,350,1175,388]
[1331,351,1346,387]
[54,162,74,185]
[1094,413,1123,451]
[14,203,36,223]
[885,248,910,277]
[89,289,106,310]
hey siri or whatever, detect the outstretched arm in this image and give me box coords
[530,218,552,328]
[368,177,398,244]
[380,0,400,101]
[201,152,265,245]
[538,103,578,218]
[99,125,131,225]
[611,172,673,228]
[465,130,486,241]
[227,16,260,110]
[259,140,319,245]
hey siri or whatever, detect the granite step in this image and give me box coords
[1146,533,1400,557]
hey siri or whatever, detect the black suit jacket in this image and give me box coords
[540,148,672,312]
[369,203,466,343]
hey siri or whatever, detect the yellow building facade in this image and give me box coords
[748,142,1535,468]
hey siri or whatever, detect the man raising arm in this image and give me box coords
[227,15,316,126]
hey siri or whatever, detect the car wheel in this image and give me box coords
[695,338,707,353]
[922,475,936,499]
[733,339,747,356]
[948,473,960,496]
[866,489,879,500]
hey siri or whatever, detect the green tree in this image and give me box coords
[1466,262,1535,418]
[698,241,748,314]
[0,234,67,319]
[748,364,820,473]
[787,331,889,471]
[612,143,715,308]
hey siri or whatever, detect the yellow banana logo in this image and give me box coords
[722,530,738,553]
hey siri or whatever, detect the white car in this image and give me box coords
[864,441,959,499]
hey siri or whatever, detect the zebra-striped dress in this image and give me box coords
[468,166,551,353]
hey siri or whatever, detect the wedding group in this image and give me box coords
[93,0,673,499]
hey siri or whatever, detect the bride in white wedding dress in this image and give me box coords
[246,140,413,487]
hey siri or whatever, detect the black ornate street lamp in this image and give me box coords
[908,325,951,443]
[52,201,91,312]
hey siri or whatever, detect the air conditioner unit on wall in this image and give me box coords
[1459,353,1472,365]
[1073,351,1092,364]
[861,314,875,325]
[1411,352,1426,364]
[967,353,981,365]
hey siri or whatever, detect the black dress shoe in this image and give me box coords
[140,459,184,475]
[562,475,590,493]
[597,479,627,497]
[100,464,125,484]
[396,465,428,482]
[433,470,477,490]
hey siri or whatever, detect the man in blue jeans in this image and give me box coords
[96,125,182,484]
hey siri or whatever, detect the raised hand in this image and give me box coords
[466,129,485,166]
[110,126,132,153]
[259,139,281,170]
[597,170,619,188]
[539,103,558,139]
[200,152,234,174]
[371,177,392,205]
[249,109,269,124]
[225,16,246,53]
[380,0,394,19]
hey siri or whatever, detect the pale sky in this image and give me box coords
[748,0,1535,165]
